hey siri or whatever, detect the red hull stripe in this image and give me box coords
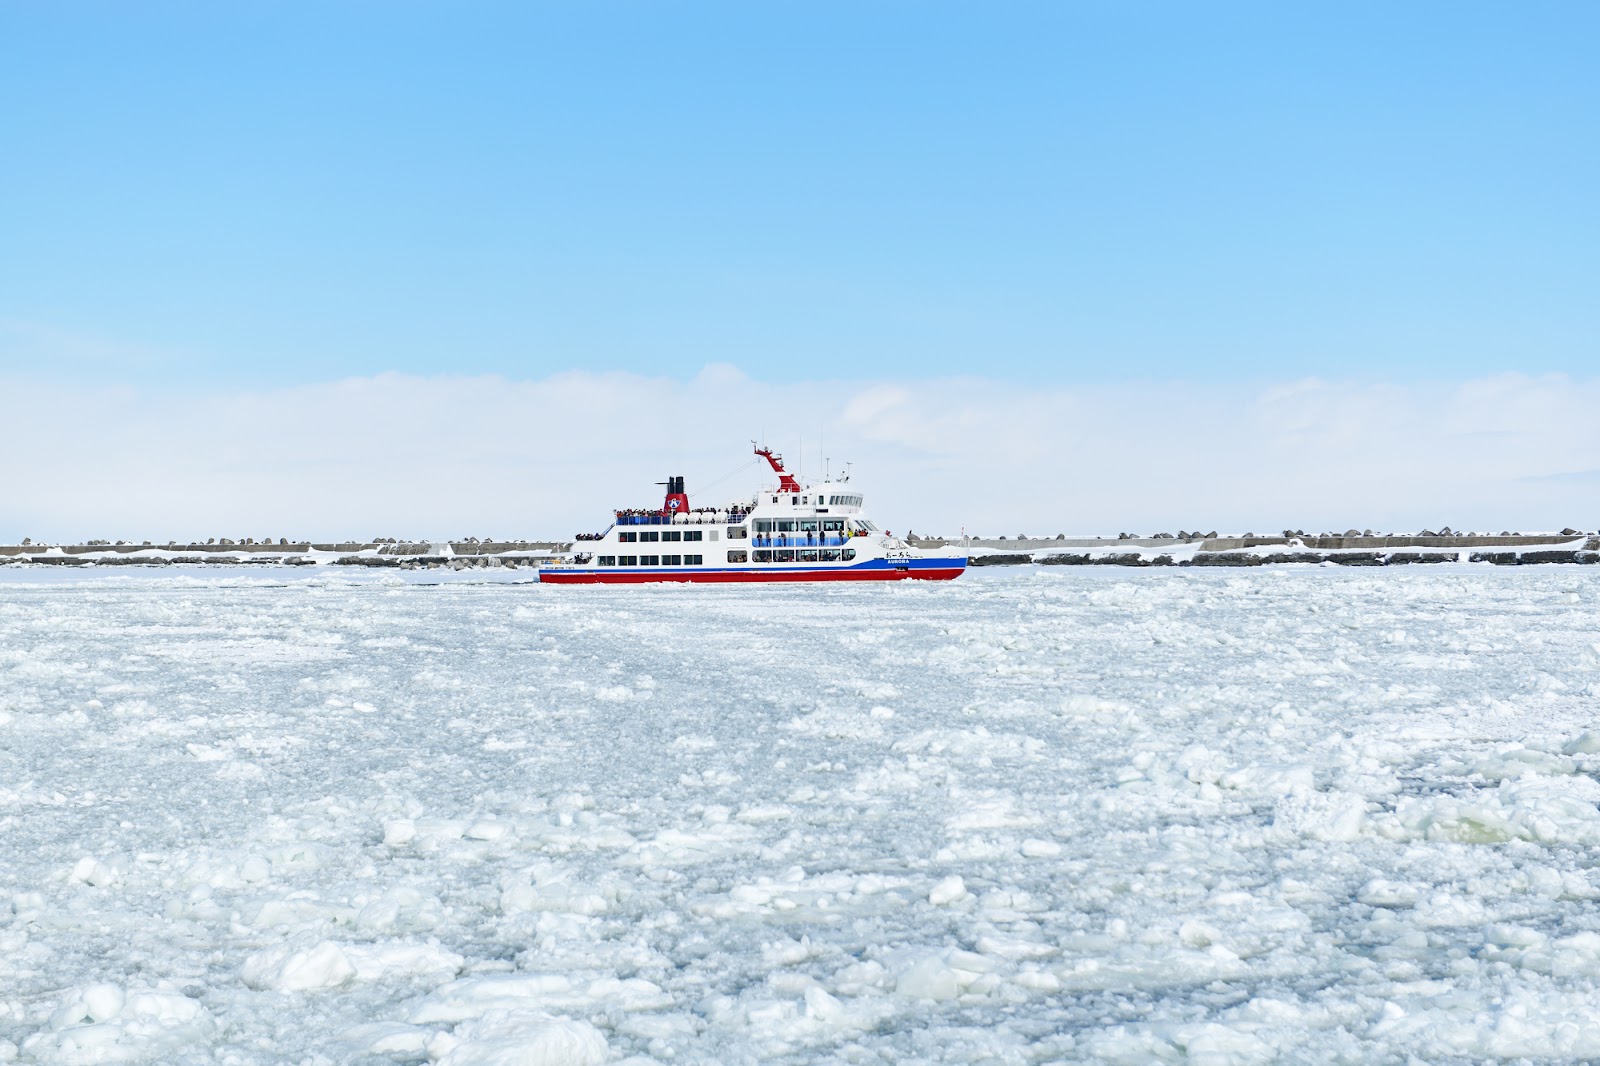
[540,566,965,584]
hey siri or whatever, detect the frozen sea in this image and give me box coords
[3,565,1600,1065]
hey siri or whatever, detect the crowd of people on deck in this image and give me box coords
[580,504,868,543]
[752,527,857,547]
[574,501,770,543]
[606,504,754,522]
[700,505,751,520]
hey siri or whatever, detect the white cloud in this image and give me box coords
[0,370,1596,542]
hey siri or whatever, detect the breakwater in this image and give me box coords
[3,533,1597,570]
[0,541,566,570]
[954,533,1600,568]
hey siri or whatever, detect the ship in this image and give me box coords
[537,446,967,584]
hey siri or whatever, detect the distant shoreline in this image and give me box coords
[2,532,1597,569]
[0,540,558,570]
[959,532,1600,568]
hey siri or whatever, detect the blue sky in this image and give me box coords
[3,2,1596,387]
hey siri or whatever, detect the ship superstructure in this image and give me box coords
[538,446,965,584]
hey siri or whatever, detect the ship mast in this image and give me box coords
[753,443,802,493]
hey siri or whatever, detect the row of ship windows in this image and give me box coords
[593,549,858,567]
[752,518,846,533]
[614,527,859,542]
[763,494,862,507]
[746,549,856,563]
[617,530,704,543]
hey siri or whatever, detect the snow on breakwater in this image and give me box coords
[1,567,1599,1062]
[0,542,565,571]
[9,533,1600,573]
[970,535,1600,569]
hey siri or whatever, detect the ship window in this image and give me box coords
[799,549,819,562]
[775,549,795,562]
[821,549,839,561]
[726,527,745,539]
[790,496,797,506]
[662,554,682,565]
[709,530,719,541]
[726,550,747,563]
[772,496,779,503]
[753,550,771,562]
[618,531,637,543]
[641,531,660,543]
[842,549,855,561]
[640,554,659,565]
[598,556,616,566]
[755,520,772,533]
[822,519,843,532]
[619,555,637,566]
[685,554,702,565]
[684,530,703,542]
[662,530,681,542]
[777,520,797,532]
[799,519,819,532]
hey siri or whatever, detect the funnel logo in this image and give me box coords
[667,498,681,511]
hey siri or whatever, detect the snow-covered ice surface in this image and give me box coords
[3,565,1600,1064]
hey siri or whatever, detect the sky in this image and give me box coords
[1,3,1597,539]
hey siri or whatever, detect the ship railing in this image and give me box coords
[750,535,849,548]
[614,512,754,526]
[680,512,752,524]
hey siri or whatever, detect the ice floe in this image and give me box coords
[2,564,1599,1061]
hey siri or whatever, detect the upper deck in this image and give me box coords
[577,445,876,543]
